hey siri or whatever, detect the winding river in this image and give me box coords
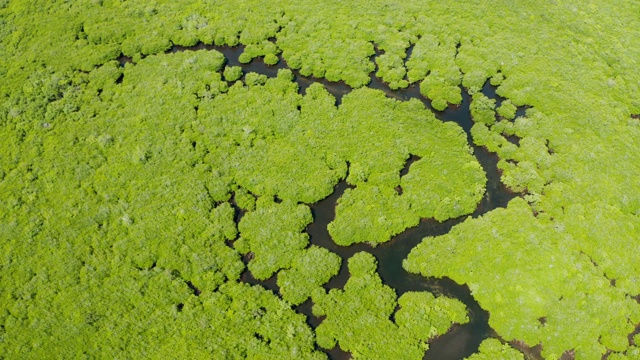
[120,43,524,359]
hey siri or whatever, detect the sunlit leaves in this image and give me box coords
[277,246,341,305]
[401,152,486,222]
[329,185,418,246]
[5,0,640,357]
[187,282,325,360]
[328,88,485,245]
[395,291,469,340]
[196,69,346,204]
[497,99,517,120]
[470,93,496,126]
[464,339,524,360]
[405,199,640,359]
[237,199,312,280]
[376,53,409,90]
[223,65,243,82]
[312,252,468,359]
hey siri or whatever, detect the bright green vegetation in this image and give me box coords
[3,0,640,358]
[0,48,321,358]
[161,281,324,360]
[277,245,341,305]
[235,199,313,280]
[198,63,484,247]
[235,198,341,305]
[195,68,344,205]
[234,187,257,211]
[239,41,280,65]
[470,93,497,126]
[496,100,517,120]
[376,52,409,90]
[405,199,640,359]
[198,282,324,360]
[413,35,463,111]
[464,339,524,360]
[608,348,640,360]
[223,65,243,82]
[327,89,485,246]
[0,9,482,355]
[394,291,470,342]
[311,252,468,359]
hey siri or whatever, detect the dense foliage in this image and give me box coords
[236,199,314,281]
[0,23,481,358]
[327,89,485,245]
[277,245,341,305]
[3,0,640,358]
[608,345,640,360]
[235,198,341,305]
[464,339,524,360]
[311,252,468,359]
[405,199,640,359]
[0,48,326,358]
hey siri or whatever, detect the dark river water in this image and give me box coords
[120,44,526,359]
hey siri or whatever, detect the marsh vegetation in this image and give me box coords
[2,1,640,359]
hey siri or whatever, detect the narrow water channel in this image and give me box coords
[121,43,523,359]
